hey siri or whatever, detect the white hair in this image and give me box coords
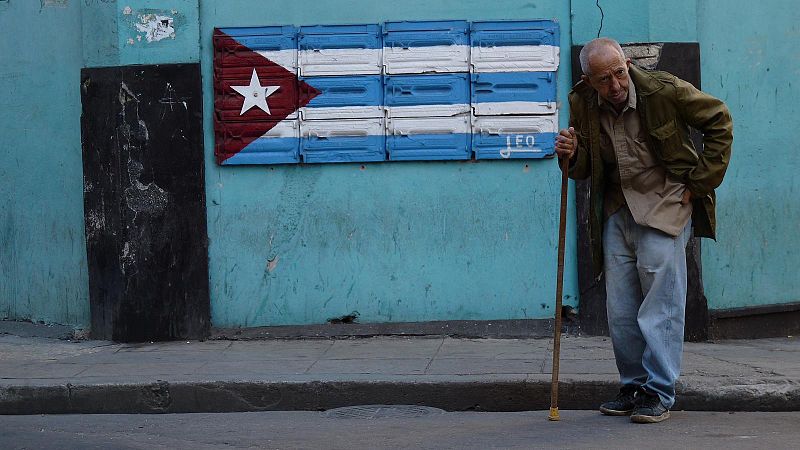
[579,38,626,76]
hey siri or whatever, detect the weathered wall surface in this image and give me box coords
[696,1,800,310]
[572,0,800,311]
[81,0,199,67]
[2,0,796,330]
[0,0,89,326]
[200,0,578,326]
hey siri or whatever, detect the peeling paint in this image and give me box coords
[267,256,279,273]
[123,6,132,15]
[135,14,175,43]
[125,158,170,218]
[623,44,663,70]
[118,82,139,105]
[41,0,68,8]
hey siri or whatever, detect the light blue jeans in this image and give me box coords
[603,206,692,409]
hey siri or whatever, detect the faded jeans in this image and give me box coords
[603,206,692,408]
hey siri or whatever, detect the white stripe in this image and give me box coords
[386,104,470,118]
[300,103,557,119]
[471,101,557,116]
[261,118,299,138]
[255,49,297,72]
[388,116,471,135]
[471,45,560,72]
[300,118,385,138]
[383,45,470,74]
[299,48,383,76]
[472,115,558,134]
[300,105,383,120]
[289,45,559,75]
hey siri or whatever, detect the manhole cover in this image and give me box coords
[325,405,445,419]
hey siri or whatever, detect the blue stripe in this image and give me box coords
[384,74,470,107]
[470,20,558,47]
[301,135,386,163]
[302,76,383,108]
[218,26,297,51]
[224,136,299,165]
[383,20,469,47]
[387,133,471,161]
[470,20,558,32]
[471,72,557,104]
[473,131,556,160]
[299,24,382,50]
[229,131,557,164]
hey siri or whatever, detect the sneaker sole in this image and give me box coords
[631,410,671,423]
[599,406,634,416]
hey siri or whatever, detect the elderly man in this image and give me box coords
[555,38,732,423]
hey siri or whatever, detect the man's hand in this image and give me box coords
[555,127,577,160]
[681,189,693,205]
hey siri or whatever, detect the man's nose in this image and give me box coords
[609,76,620,91]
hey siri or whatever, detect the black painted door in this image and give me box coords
[570,43,709,341]
[81,64,210,342]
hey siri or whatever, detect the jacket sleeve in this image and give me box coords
[567,91,591,180]
[675,78,733,197]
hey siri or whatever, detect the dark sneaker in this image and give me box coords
[631,391,671,423]
[599,385,638,416]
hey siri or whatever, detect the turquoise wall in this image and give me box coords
[571,0,698,44]
[572,0,800,310]
[200,0,578,326]
[82,0,199,67]
[2,0,796,329]
[0,0,89,326]
[696,1,800,309]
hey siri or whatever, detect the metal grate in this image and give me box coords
[325,405,445,419]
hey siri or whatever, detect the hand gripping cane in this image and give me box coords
[548,150,570,421]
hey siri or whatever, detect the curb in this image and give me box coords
[2,379,799,415]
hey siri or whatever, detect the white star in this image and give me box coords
[231,69,280,115]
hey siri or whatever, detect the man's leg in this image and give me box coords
[603,208,649,391]
[633,218,692,410]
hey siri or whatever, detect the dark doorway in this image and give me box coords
[570,43,709,341]
[81,64,210,342]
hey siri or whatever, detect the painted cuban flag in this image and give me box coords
[213,20,559,165]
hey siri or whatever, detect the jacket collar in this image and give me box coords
[572,64,665,101]
[628,64,664,96]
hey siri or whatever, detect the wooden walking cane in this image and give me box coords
[548,151,570,421]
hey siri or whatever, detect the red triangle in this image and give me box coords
[214,30,320,163]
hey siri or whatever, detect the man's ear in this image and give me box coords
[581,74,589,84]
[626,58,632,68]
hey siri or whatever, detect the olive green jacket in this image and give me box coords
[568,65,733,276]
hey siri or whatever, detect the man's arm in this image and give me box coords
[556,92,591,180]
[675,79,734,197]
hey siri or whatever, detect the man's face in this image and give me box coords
[582,48,631,106]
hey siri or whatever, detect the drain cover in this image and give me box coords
[325,405,445,419]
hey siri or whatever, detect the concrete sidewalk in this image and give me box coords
[1,324,798,414]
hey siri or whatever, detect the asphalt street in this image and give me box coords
[1,410,799,449]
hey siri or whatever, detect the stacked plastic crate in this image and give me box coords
[213,20,560,165]
[469,21,560,160]
[213,26,302,164]
[383,20,472,161]
[298,24,386,163]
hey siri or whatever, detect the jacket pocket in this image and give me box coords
[648,119,682,163]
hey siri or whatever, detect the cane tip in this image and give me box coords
[548,407,560,421]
